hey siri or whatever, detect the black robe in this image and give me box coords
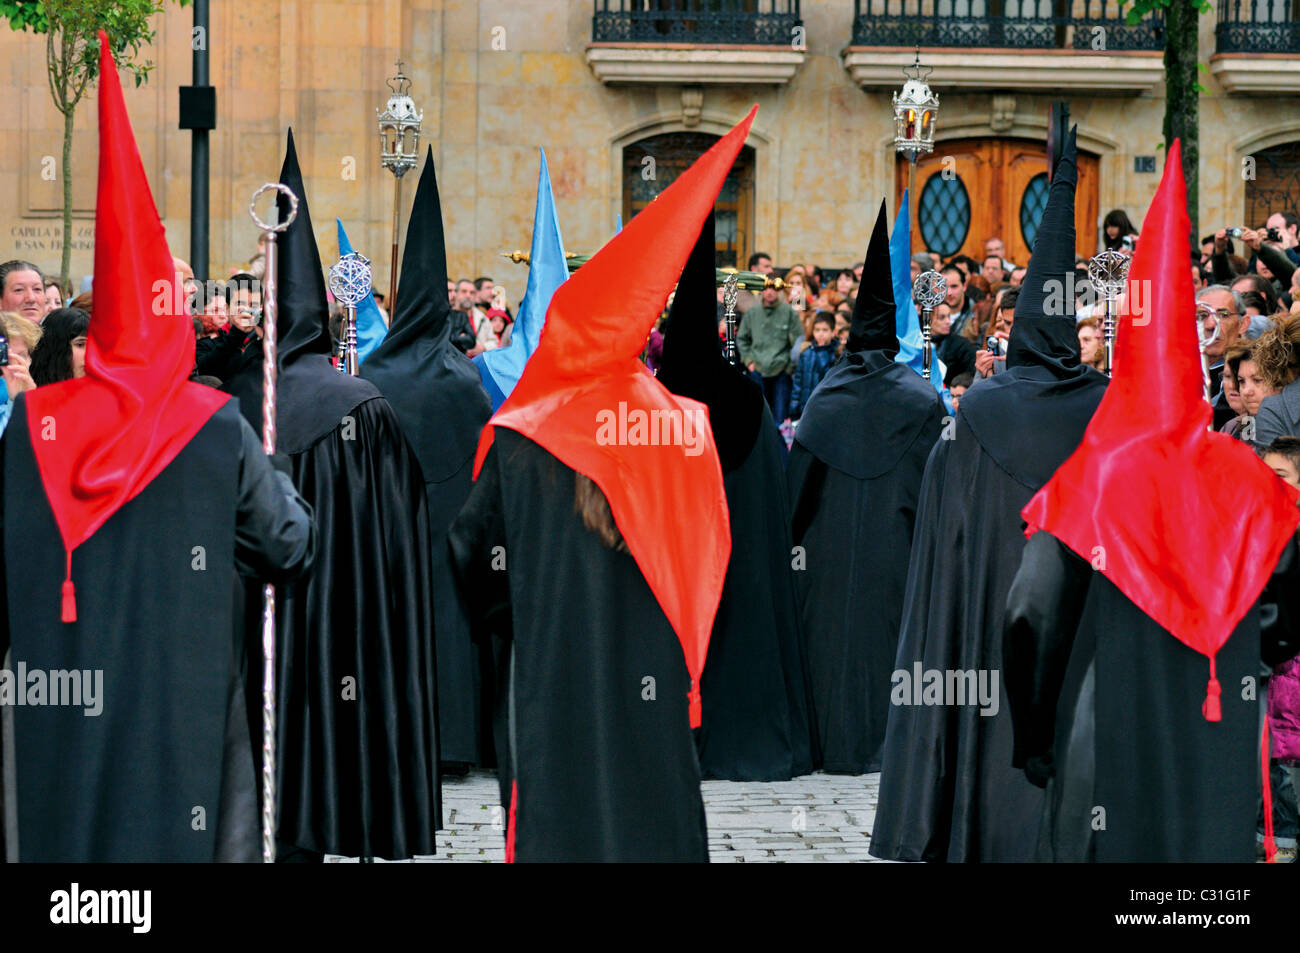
[694,404,817,781]
[870,366,1107,862]
[260,396,441,860]
[656,210,816,782]
[360,150,495,768]
[787,353,946,774]
[1,400,314,862]
[223,132,443,859]
[1004,531,1263,862]
[448,430,709,862]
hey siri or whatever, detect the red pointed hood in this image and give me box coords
[1022,140,1300,719]
[474,106,758,727]
[25,32,228,622]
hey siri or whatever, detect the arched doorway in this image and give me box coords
[1245,141,1300,227]
[895,137,1099,267]
[623,133,756,268]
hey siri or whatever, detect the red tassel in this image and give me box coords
[1262,718,1277,863]
[505,779,518,864]
[1201,658,1221,722]
[688,679,702,730]
[60,553,76,623]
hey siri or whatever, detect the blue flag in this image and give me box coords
[474,148,567,411]
[890,189,951,411]
[335,218,389,364]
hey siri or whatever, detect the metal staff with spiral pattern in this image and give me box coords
[248,182,298,864]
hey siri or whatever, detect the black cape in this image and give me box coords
[789,353,946,773]
[788,201,947,774]
[871,127,1109,861]
[657,212,816,781]
[1,400,314,861]
[1004,531,1264,862]
[448,431,709,861]
[233,131,441,859]
[360,149,495,767]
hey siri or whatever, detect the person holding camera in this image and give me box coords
[0,311,40,437]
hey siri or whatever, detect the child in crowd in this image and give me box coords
[790,312,837,421]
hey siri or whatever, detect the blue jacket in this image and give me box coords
[790,342,837,419]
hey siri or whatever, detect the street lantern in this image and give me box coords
[377,60,423,309]
[893,49,938,254]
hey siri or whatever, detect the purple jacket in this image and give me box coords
[1270,653,1300,765]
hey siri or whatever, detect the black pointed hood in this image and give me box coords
[277,129,333,365]
[957,124,1108,489]
[847,200,899,357]
[656,210,765,473]
[360,148,490,484]
[1006,125,1083,376]
[222,128,381,453]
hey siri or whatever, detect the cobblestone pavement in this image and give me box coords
[332,769,885,863]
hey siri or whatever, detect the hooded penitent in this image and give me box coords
[26,33,227,622]
[475,108,758,728]
[474,148,567,412]
[234,132,440,860]
[958,126,1106,488]
[335,218,389,364]
[871,130,1107,863]
[792,200,942,483]
[360,148,495,767]
[659,210,817,780]
[1021,139,1300,716]
[786,198,945,774]
[5,30,314,864]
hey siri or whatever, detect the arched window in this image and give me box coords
[918,171,971,258]
[1245,140,1300,227]
[622,133,755,268]
[1019,172,1050,251]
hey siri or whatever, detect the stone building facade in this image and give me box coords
[1,0,1296,296]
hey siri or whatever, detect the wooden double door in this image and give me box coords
[895,137,1099,267]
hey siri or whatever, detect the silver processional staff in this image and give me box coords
[248,181,298,864]
[912,269,947,382]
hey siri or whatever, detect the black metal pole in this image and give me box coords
[190,0,210,283]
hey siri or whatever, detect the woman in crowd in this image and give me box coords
[1219,344,1252,439]
[784,267,810,318]
[43,277,64,314]
[30,306,89,386]
[1102,208,1138,252]
[0,310,41,435]
[1076,316,1106,372]
[1254,313,1300,444]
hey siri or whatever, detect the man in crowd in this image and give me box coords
[985,235,1014,271]
[738,274,800,424]
[736,250,774,317]
[0,260,47,324]
[981,254,1007,289]
[943,263,976,337]
[1266,209,1300,266]
[910,252,931,282]
[452,278,488,355]
[1198,284,1244,410]
[474,276,496,312]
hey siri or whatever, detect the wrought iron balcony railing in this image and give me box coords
[592,0,802,45]
[850,0,1162,51]
[1216,0,1300,53]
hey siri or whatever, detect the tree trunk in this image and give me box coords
[1163,0,1199,243]
[60,104,74,290]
